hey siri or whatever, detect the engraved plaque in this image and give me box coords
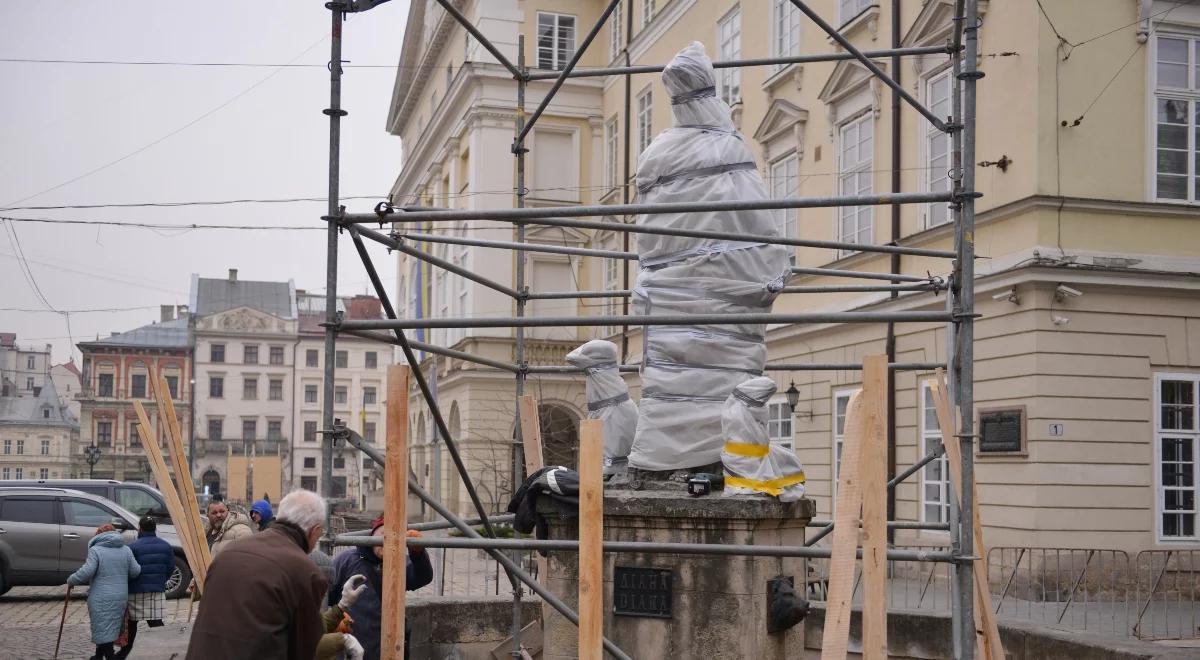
[613,566,672,619]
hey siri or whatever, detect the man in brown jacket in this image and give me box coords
[186,489,329,660]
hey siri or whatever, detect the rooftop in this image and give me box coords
[192,270,296,319]
[0,377,78,428]
[78,317,190,350]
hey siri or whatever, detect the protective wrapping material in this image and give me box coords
[627,42,792,471]
[720,377,806,501]
[565,340,637,475]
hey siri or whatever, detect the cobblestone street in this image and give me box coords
[0,587,192,660]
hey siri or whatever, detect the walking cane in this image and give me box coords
[54,584,72,659]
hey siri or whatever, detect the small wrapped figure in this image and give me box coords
[720,376,806,502]
[565,340,637,477]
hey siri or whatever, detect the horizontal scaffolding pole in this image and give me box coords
[790,266,935,283]
[525,45,955,80]
[394,234,520,300]
[338,328,523,373]
[523,361,945,374]
[525,290,631,300]
[333,534,956,563]
[808,520,952,532]
[338,310,953,331]
[409,513,516,532]
[779,283,944,294]
[401,232,637,260]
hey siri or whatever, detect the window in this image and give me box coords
[304,457,316,469]
[25,377,34,390]
[208,419,223,442]
[39,468,48,480]
[643,0,655,26]
[304,421,318,443]
[840,0,872,24]
[772,0,801,71]
[334,457,346,470]
[605,117,619,191]
[637,88,653,157]
[40,440,49,456]
[129,422,141,447]
[335,351,348,369]
[15,440,23,455]
[305,385,318,404]
[13,468,22,480]
[243,377,258,400]
[269,346,284,365]
[767,400,794,450]
[365,351,378,369]
[42,407,50,419]
[165,375,179,399]
[536,12,575,70]
[832,390,859,489]
[1157,374,1200,540]
[364,422,376,444]
[306,349,319,368]
[97,421,113,447]
[98,373,114,397]
[717,7,741,105]
[926,70,953,226]
[335,386,348,405]
[211,344,225,363]
[242,420,256,441]
[116,487,159,517]
[301,476,318,491]
[837,114,874,250]
[64,499,113,527]
[920,382,951,524]
[209,376,224,399]
[2,440,8,454]
[610,1,623,60]
[130,374,146,399]
[1153,36,1200,202]
[1,498,54,523]
[770,154,799,242]
[603,255,622,334]
[244,345,258,364]
[27,355,35,369]
[267,421,282,441]
[269,379,283,401]
[363,387,377,405]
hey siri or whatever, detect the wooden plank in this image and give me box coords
[132,402,206,596]
[578,419,604,660]
[859,355,888,660]
[380,365,411,660]
[518,395,545,477]
[153,374,211,587]
[820,390,867,660]
[931,370,1005,660]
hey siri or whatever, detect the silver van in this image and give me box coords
[4,479,171,523]
[0,487,191,599]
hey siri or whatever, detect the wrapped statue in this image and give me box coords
[565,340,637,477]
[627,42,793,472]
[719,377,806,502]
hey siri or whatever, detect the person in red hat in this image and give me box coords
[328,515,433,660]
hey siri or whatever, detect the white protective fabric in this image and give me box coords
[627,42,793,471]
[719,377,806,502]
[565,340,637,473]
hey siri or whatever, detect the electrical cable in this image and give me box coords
[0,58,403,69]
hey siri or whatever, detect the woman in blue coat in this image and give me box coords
[68,524,141,660]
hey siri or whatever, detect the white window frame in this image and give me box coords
[920,381,952,525]
[837,112,874,253]
[643,0,655,27]
[603,253,622,336]
[772,0,802,72]
[1151,34,1200,203]
[39,468,48,480]
[1154,372,1200,542]
[769,153,800,254]
[839,0,873,25]
[451,222,469,346]
[605,116,619,192]
[717,6,742,106]
[636,87,653,157]
[925,68,953,228]
[767,399,794,450]
[536,12,576,71]
[832,388,859,502]
[610,1,623,61]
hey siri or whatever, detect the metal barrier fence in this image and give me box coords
[430,546,540,598]
[1133,549,1200,641]
[987,547,1131,638]
[805,544,956,613]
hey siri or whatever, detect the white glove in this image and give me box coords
[343,633,364,660]
[338,574,369,610]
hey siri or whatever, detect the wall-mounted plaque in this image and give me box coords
[979,407,1025,453]
[613,566,672,619]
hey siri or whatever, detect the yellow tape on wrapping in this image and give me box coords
[725,472,807,497]
[723,442,770,458]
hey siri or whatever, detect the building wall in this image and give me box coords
[0,343,51,396]
[50,363,82,421]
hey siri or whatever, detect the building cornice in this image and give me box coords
[388,0,466,136]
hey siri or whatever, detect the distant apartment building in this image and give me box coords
[0,333,77,482]
[0,334,51,397]
[75,307,192,483]
[50,359,83,421]
[189,269,297,499]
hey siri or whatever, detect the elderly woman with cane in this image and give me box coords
[67,523,141,660]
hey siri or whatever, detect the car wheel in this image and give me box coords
[0,561,9,597]
[164,555,191,600]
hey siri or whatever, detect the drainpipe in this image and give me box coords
[886,0,901,543]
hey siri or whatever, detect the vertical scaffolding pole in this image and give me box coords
[510,33,528,660]
[321,2,345,544]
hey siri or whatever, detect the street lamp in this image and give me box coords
[84,441,102,479]
[785,380,801,413]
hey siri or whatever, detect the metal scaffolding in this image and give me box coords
[320,0,981,657]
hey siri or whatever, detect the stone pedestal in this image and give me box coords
[540,490,816,659]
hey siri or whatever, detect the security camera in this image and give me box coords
[1055,284,1082,301]
[992,287,1019,304]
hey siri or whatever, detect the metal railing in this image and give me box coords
[1133,549,1200,640]
[987,547,1132,638]
[805,544,956,613]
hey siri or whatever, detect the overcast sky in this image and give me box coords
[0,1,410,365]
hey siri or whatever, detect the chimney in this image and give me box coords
[160,305,175,323]
[176,304,189,319]
[228,268,238,282]
[348,295,383,320]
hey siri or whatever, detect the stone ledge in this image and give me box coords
[603,490,815,521]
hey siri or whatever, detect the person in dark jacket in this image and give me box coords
[117,516,173,659]
[250,499,274,531]
[187,489,339,660]
[328,515,433,660]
